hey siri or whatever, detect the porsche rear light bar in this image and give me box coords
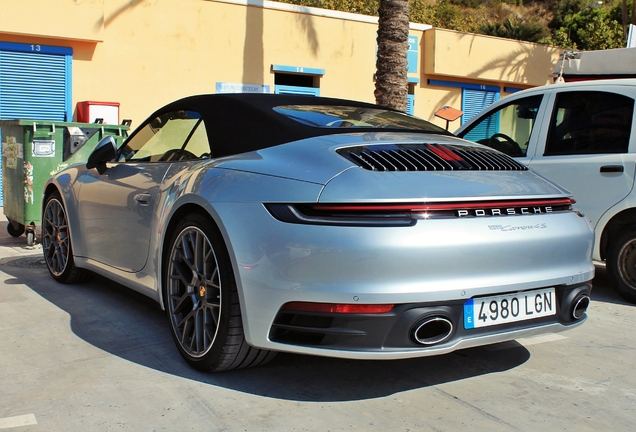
[311,198,574,212]
[265,198,575,226]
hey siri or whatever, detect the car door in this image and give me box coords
[77,110,210,272]
[525,89,636,229]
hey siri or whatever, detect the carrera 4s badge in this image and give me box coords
[489,223,548,231]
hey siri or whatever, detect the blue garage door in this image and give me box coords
[0,42,72,121]
[462,88,499,125]
[407,94,414,115]
[0,42,72,206]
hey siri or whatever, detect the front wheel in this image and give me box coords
[607,229,636,304]
[163,213,275,372]
[42,192,88,283]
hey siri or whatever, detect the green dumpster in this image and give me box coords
[0,120,129,246]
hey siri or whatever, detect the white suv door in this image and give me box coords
[529,89,635,233]
[457,81,636,303]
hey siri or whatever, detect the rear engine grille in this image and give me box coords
[337,143,527,171]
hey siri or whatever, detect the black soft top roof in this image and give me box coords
[144,93,447,157]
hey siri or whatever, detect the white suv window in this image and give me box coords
[545,91,633,156]
[460,95,542,157]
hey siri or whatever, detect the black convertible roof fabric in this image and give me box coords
[147,94,412,157]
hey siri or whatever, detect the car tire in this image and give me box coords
[42,192,89,284]
[164,213,276,372]
[607,229,636,304]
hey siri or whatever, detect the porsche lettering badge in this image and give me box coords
[457,206,553,217]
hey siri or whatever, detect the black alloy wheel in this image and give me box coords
[42,192,88,283]
[164,213,275,372]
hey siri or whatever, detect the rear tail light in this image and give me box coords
[281,302,395,314]
[265,198,575,226]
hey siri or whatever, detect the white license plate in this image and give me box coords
[464,288,556,329]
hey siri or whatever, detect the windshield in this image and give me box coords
[273,105,448,133]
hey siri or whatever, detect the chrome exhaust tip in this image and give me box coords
[412,316,454,346]
[571,294,590,320]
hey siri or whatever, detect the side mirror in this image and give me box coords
[87,136,118,172]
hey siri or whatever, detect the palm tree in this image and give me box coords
[620,0,636,40]
[623,0,628,37]
[375,0,410,112]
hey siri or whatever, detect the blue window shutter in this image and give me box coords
[0,47,71,121]
[461,88,498,125]
[274,85,320,96]
[407,94,414,115]
[0,126,3,206]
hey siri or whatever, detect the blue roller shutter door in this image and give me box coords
[0,48,71,121]
[0,43,72,206]
[407,94,414,115]
[462,88,498,126]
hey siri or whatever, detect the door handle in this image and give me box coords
[134,193,152,205]
[600,165,624,173]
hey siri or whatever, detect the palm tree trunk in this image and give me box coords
[623,0,628,37]
[375,0,410,112]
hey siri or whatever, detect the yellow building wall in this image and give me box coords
[0,0,104,42]
[423,28,561,85]
[0,0,561,129]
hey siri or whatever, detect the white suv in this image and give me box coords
[456,79,636,303]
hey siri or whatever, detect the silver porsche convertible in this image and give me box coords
[42,94,594,372]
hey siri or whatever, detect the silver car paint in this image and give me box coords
[216,202,593,354]
[46,132,594,359]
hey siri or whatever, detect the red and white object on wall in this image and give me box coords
[76,101,120,124]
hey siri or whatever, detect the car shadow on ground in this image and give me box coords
[0,254,535,402]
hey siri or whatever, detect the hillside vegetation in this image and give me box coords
[277,0,634,50]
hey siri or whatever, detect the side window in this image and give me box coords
[460,95,542,157]
[545,91,634,156]
[120,110,210,162]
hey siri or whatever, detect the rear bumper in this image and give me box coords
[268,283,591,354]
[214,202,594,358]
